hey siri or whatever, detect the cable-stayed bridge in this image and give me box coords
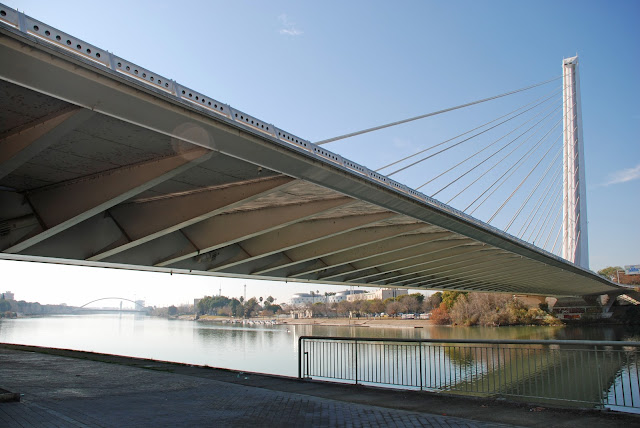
[0,4,622,297]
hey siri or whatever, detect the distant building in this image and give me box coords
[347,288,408,302]
[288,289,408,306]
[290,308,313,319]
[2,291,14,301]
[327,290,366,304]
[289,293,322,306]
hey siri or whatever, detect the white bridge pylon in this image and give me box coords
[562,56,589,269]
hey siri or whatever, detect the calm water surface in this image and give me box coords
[0,314,635,378]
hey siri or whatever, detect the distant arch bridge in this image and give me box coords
[76,297,148,313]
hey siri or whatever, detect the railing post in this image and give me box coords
[418,342,423,391]
[594,345,603,408]
[354,339,358,385]
[496,343,501,396]
[298,336,303,379]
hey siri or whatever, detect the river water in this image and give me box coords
[1,314,638,412]
[0,314,627,376]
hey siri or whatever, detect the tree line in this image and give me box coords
[429,291,561,326]
[308,293,437,317]
[195,295,283,318]
[0,295,75,318]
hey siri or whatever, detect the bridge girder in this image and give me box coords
[152,197,354,268]
[207,211,397,273]
[0,106,95,180]
[346,246,488,283]
[87,175,296,261]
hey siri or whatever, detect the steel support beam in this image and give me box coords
[379,251,505,285]
[253,222,428,275]
[391,254,523,287]
[345,245,485,283]
[306,239,471,281]
[3,148,211,253]
[156,197,355,267]
[207,211,396,272]
[0,106,95,180]
[87,175,295,261]
[411,260,562,293]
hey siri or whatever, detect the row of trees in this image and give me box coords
[196,295,283,318]
[306,293,440,317]
[430,291,561,327]
[190,292,436,319]
[0,295,75,318]
[158,290,565,326]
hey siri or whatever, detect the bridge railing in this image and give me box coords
[298,336,640,412]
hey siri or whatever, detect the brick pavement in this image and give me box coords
[0,347,515,428]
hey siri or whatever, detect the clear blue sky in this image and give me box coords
[2,0,638,307]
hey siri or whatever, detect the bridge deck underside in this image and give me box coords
[0,26,619,297]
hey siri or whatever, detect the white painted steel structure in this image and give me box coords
[562,56,589,269]
[0,4,620,297]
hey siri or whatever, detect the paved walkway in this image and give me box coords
[0,345,636,428]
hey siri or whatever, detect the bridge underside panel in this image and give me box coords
[0,23,620,297]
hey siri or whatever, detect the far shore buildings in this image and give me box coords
[2,291,14,300]
[346,288,408,302]
[289,288,408,307]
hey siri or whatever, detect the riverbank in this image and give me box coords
[280,317,436,328]
[1,343,637,428]
[191,315,436,328]
[189,315,635,328]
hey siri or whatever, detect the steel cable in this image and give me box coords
[504,149,562,232]
[316,76,562,145]
[386,92,561,177]
[487,141,561,224]
[535,190,563,247]
[543,205,563,251]
[551,224,563,254]
[518,167,562,238]
[472,78,574,223]
[446,114,561,206]
[527,178,562,242]
[425,104,562,195]
[466,120,565,214]
[375,89,560,173]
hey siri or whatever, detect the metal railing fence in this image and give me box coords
[298,336,640,411]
